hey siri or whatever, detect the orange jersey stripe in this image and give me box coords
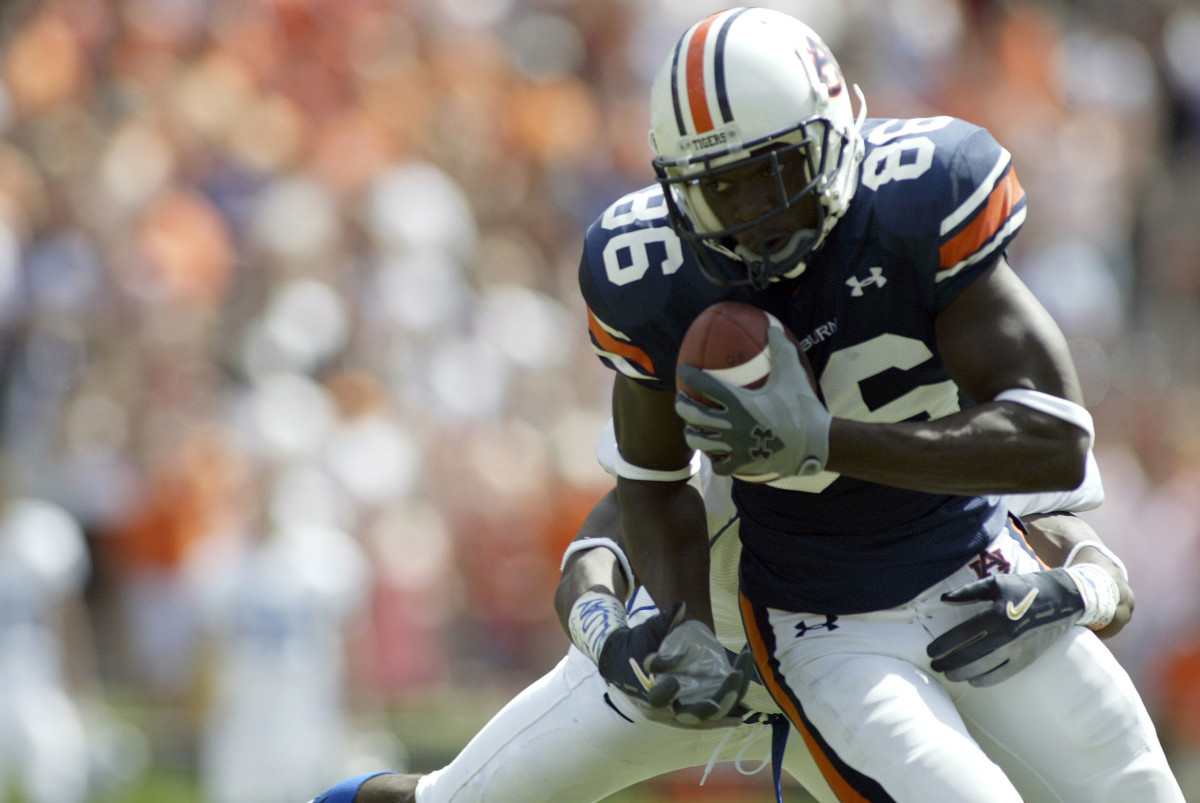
[939,169,1025,270]
[586,306,655,376]
[685,14,719,133]
[1007,516,1051,569]
[739,593,874,803]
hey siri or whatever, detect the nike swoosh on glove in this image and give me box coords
[596,601,688,709]
[926,568,1084,687]
[675,327,831,479]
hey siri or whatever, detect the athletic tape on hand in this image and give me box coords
[1065,563,1119,630]
[569,590,628,665]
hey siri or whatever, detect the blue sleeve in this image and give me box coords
[311,772,397,803]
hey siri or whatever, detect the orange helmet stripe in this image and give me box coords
[685,13,721,133]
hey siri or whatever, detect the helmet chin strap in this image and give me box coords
[733,229,815,287]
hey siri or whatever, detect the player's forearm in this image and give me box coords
[827,402,1089,495]
[554,488,631,635]
[617,477,714,629]
[1021,512,1134,638]
[354,772,414,803]
[555,548,627,637]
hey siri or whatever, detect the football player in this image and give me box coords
[581,6,1183,801]
[306,430,1135,803]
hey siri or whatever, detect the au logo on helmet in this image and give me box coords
[803,35,843,97]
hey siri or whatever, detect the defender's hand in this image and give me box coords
[595,601,688,709]
[675,328,831,478]
[927,569,1086,687]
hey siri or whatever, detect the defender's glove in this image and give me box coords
[592,599,689,709]
[927,565,1117,687]
[675,328,831,478]
[570,593,753,726]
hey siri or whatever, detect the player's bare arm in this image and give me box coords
[826,258,1090,494]
[553,488,629,632]
[554,483,753,726]
[612,375,714,629]
[353,773,417,803]
[1020,512,1134,639]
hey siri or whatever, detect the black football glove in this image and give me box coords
[927,569,1084,688]
[675,327,830,479]
[597,602,754,727]
[596,600,688,709]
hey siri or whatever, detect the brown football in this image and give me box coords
[675,302,816,483]
[676,301,813,402]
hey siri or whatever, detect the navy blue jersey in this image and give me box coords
[580,117,1026,614]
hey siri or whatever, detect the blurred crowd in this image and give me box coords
[0,0,1197,800]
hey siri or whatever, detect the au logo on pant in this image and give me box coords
[969,548,1010,579]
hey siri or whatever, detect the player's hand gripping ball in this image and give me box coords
[675,302,830,481]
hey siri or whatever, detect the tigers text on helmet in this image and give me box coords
[648,7,866,289]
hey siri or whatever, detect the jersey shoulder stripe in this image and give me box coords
[937,150,1026,280]
[855,117,1025,305]
[586,305,656,381]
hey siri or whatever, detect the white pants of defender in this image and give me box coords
[743,525,1184,803]
[416,646,837,803]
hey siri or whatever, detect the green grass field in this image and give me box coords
[93,686,818,802]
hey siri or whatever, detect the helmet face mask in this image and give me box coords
[648,7,866,289]
[654,122,837,288]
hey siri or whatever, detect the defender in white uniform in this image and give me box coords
[309,427,1142,803]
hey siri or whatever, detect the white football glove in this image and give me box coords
[675,327,831,478]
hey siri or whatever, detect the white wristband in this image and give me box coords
[568,590,628,665]
[1065,564,1120,631]
[1064,539,1129,582]
[560,537,636,603]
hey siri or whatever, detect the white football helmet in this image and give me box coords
[649,8,866,288]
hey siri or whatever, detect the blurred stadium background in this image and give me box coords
[0,0,1197,800]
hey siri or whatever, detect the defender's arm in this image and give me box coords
[1021,512,1133,639]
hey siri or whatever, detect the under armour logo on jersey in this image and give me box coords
[795,615,839,637]
[969,548,1011,579]
[749,425,783,460]
[846,267,887,297]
